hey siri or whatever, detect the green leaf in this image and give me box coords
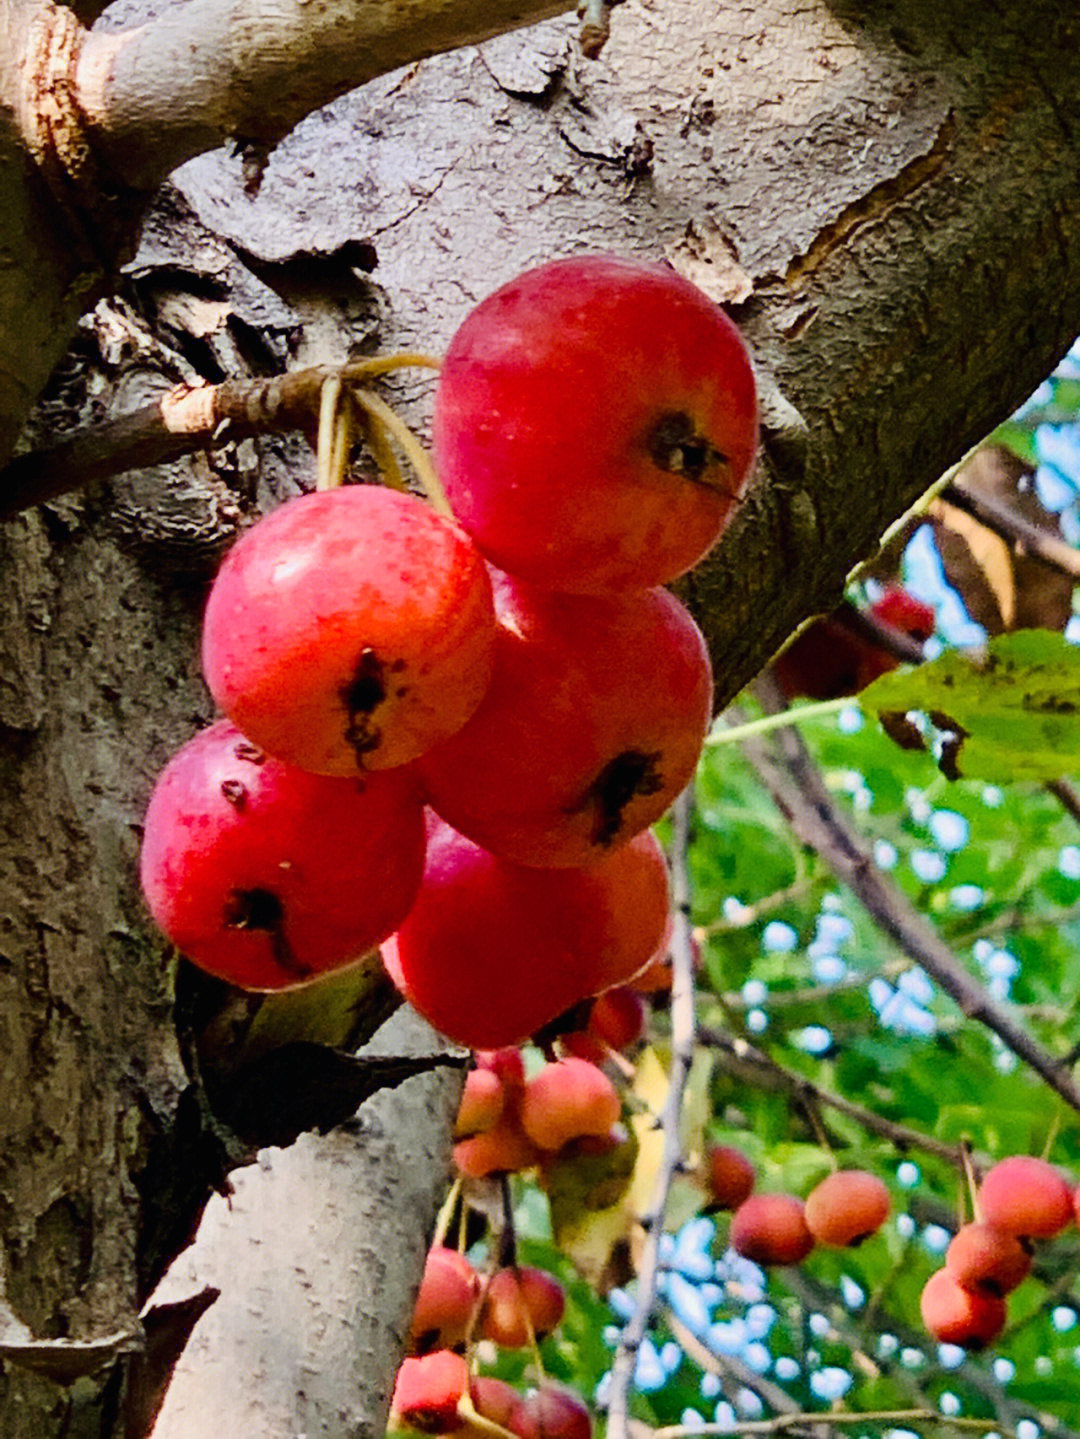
[860,629,1080,780]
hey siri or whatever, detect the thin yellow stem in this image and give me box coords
[352,386,453,517]
[316,375,343,491]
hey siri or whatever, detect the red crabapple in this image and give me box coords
[920,1268,1006,1348]
[140,720,425,989]
[773,587,936,702]
[409,1247,480,1353]
[520,1058,621,1152]
[562,987,646,1062]
[202,486,495,774]
[945,1223,1032,1297]
[382,821,670,1049]
[977,1155,1074,1238]
[420,577,711,867]
[464,1379,539,1439]
[521,1386,592,1439]
[730,1194,815,1266]
[453,1110,542,1179]
[706,1145,756,1211]
[872,585,936,641]
[480,1267,566,1348]
[453,1067,506,1139]
[433,255,758,594]
[391,1350,469,1432]
[804,1170,890,1247]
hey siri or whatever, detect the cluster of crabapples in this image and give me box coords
[921,1155,1080,1349]
[138,254,759,1052]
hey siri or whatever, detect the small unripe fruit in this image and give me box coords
[391,1350,469,1432]
[409,1247,479,1353]
[520,1059,621,1152]
[804,1170,890,1247]
[454,1068,506,1140]
[480,1267,566,1348]
[977,1155,1074,1238]
[920,1268,1006,1349]
[706,1145,756,1211]
[945,1223,1032,1297]
[730,1194,815,1266]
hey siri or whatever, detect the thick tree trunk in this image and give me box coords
[1,0,1079,1434]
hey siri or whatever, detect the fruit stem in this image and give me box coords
[707,699,850,747]
[316,376,353,491]
[432,1175,464,1252]
[517,1271,549,1384]
[1040,1109,1062,1161]
[799,1087,836,1170]
[363,406,410,494]
[455,1391,522,1439]
[352,386,453,518]
[341,352,442,381]
[960,1137,980,1224]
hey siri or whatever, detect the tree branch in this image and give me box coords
[75,0,576,191]
[732,685,1080,1115]
[939,478,1080,583]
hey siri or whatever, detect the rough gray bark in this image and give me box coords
[1,0,1080,1435]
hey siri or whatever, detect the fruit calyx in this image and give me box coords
[646,411,731,491]
[575,748,664,848]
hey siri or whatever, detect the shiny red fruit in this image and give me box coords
[382,822,670,1049]
[140,720,425,989]
[202,486,495,774]
[433,255,758,593]
[420,578,711,867]
[920,1268,1006,1349]
[977,1155,1074,1238]
[730,1194,815,1266]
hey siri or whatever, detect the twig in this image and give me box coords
[650,1411,1008,1437]
[734,683,1080,1115]
[662,1312,821,1432]
[605,787,698,1439]
[1047,777,1080,827]
[939,479,1080,582]
[700,1025,978,1169]
[0,354,440,518]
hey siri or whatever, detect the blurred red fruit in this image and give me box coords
[409,1247,479,1353]
[480,1267,566,1348]
[730,1194,815,1266]
[520,1059,621,1153]
[391,1350,469,1432]
[945,1223,1032,1297]
[977,1156,1073,1238]
[804,1170,890,1247]
[706,1145,755,1211]
[520,1386,592,1439]
[920,1268,1006,1348]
